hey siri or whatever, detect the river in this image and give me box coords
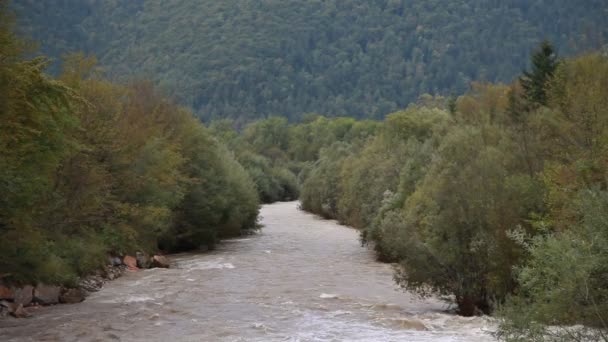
[0,202,495,341]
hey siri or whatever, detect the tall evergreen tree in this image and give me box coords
[520,41,559,106]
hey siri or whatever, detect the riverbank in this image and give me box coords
[0,254,170,319]
[0,202,494,341]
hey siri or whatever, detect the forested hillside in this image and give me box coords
[11,0,608,122]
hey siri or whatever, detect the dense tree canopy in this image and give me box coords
[11,0,608,122]
[0,4,259,285]
[297,47,608,338]
[3,2,608,339]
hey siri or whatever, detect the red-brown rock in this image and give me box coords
[13,285,33,306]
[123,255,139,271]
[0,285,13,300]
[34,284,61,305]
[151,255,170,268]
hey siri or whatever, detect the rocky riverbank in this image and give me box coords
[0,254,170,319]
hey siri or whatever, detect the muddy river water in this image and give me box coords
[0,202,495,341]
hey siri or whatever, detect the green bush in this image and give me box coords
[497,190,608,341]
[300,142,352,219]
[0,10,260,284]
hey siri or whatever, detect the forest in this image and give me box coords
[296,47,608,340]
[10,0,608,122]
[0,5,259,286]
[2,0,608,340]
[206,43,608,340]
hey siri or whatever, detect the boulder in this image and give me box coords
[108,256,122,266]
[0,300,16,313]
[0,285,13,300]
[79,275,104,293]
[123,255,139,271]
[33,284,60,305]
[59,288,85,304]
[1,300,15,319]
[13,285,33,306]
[0,304,9,318]
[151,255,170,268]
[12,304,30,318]
[136,252,151,269]
[0,300,29,318]
[105,265,126,280]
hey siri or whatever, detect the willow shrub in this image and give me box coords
[497,190,608,342]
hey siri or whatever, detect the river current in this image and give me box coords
[0,202,495,341]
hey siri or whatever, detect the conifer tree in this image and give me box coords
[520,40,559,106]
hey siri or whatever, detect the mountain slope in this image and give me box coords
[12,0,608,121]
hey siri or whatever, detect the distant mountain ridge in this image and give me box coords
[12,0,608,121]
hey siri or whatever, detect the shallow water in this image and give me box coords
[0,202,495,341]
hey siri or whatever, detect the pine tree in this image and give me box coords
[520,40,559,106]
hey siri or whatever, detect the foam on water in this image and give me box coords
[179,258,236,271]
[319,293,339,299]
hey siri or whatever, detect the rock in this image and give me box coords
[136,252,151,269]
[151,255,170,268]
[0,299,16,311]
[106,267,117,280]
[33,284,60,305]
[13,285,33,306]
[0,304,9,318]
[1,300,16,319]
[0,300,29,318]
[108,256,122,266]
[12,304,30,318]
[79,275,104,293]
[59,288,85,304]
[123,255,139,271]
[0,285,13,300]
[104,265,126,280]
[106,272,115,281]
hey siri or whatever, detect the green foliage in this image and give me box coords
[210,118,301,203]
[339,108,447,230]
[541,53,608,229]
[300,142,352,219]
[12,0,608,121]
[159,116,259,250]
[288,116,378,162]
[521,41,559,106]
[394,125,542,315]
[298,48,608,319]
[0,9,260,285]
[208,115,377,205]
[496,53,608,340]
[243,117,290,160]
[3,4,608,337]
[0,4,82,284]
[497,190,608,342]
